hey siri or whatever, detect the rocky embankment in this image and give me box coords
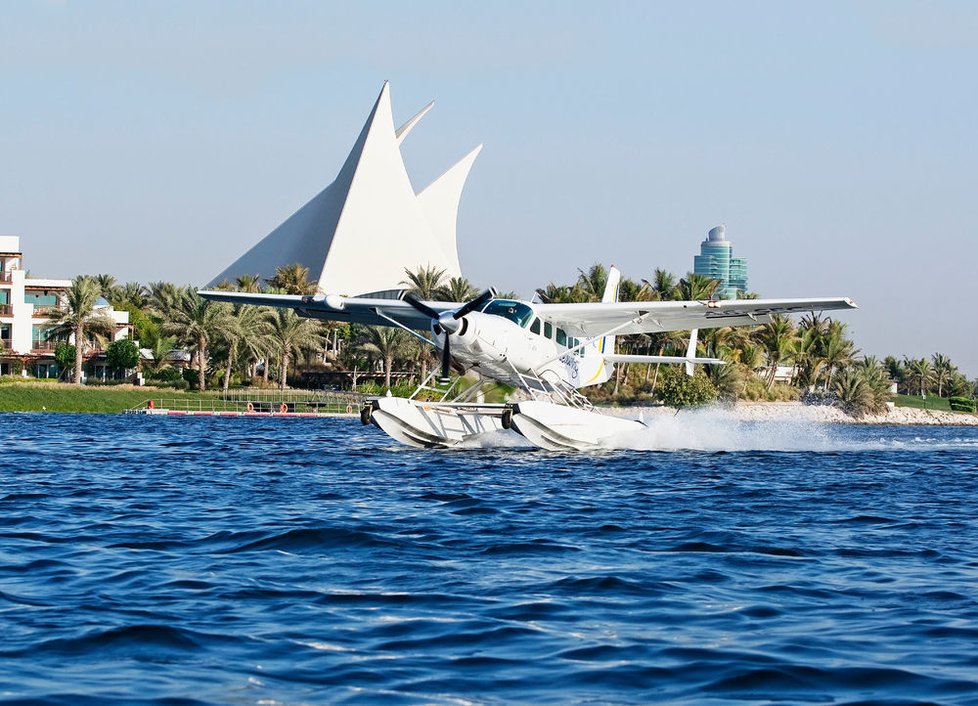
[725,401,977,426]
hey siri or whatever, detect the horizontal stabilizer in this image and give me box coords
[602,354,725,366]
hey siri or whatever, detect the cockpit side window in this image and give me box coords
[480,300,535,328]
[530,318,541,335]
[556,328,567,346]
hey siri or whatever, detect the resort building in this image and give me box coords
[693,225,748,299]
[0,235,131,379]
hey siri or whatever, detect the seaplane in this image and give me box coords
[199,270,856,450]
[196,82,857,450]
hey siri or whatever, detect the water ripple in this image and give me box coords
[1,414,977,704]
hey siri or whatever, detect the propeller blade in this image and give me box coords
[452,288,496,320]
[402,293,440,320]
[439,333,452,383]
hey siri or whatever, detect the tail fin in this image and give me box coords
[600,266,622,356]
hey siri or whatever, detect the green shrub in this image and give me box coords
[106,339,140,371]
[656,369,718,408]
[55,343,76,369]
[949,396,976,413]
[149,366,182,383]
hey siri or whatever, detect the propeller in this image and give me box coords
[403,288,495,383]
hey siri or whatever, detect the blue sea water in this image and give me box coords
[1,413,978,705]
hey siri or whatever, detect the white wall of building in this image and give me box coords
[1,235,130,362]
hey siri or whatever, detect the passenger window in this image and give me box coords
[544,322,553,339]
[530,318,541,335]
[556,328,567,346]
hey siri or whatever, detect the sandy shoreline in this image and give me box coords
[622,401,978,426]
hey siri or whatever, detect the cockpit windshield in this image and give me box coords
[480,299,535,328]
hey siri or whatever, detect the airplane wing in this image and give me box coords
[197,290,457,330]
[536,297,858,338]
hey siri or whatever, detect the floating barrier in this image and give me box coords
[124,391,365,418]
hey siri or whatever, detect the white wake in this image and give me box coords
[458,405,978,453]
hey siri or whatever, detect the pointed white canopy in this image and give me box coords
[417,144,483,276]
[209,82,480,296]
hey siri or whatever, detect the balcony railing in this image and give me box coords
[0,304,11,316]
[0,271,12,283]
[32,306,62,318]
[26,342,105,355]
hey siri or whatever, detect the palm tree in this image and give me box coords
[235,274,262,293]
[706,351,743,400]
[359,327,410,389]
[834,368,874,417]
[645,268,678,301]
[265,308,321,389]
[400,265,450,382]
[883,356,905,391]
[575,264,608,302]
[904,357,933,399]
[931,353,955,398]
[148,281,182,319]
[856,358,893,414]
[758,313,796,389]
[50,276,117,385]
[676,272,720,301]
[162,288,234,391]
[821,323,857,387]
[94,273,117,300]
[141,334,178,377]
[793,313,831,391]
[220,305,272,393]
[535,282,577,303]
[266,263,317,295]
[618,277,654,302]
[436,276,478,303]
[737,341,765,394]
[115,282,148,309]
[401,265,447,300]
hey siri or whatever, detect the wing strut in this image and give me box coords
[685,329,698,376]
[371,308,438,348]
[536,311,653,367]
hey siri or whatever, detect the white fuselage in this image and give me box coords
[432,308,612,390]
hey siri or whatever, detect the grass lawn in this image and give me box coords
[893,394,957,412]
[0,380,213,413]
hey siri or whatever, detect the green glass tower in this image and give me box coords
[693,225,748,299]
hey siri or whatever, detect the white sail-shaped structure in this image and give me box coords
[209,82,481,296]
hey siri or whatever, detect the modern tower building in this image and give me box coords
[693,225,748,299]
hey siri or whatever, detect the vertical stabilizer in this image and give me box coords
[578,265,621,387]
[600,266,622,357]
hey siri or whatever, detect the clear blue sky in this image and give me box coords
[3,1,977,374]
